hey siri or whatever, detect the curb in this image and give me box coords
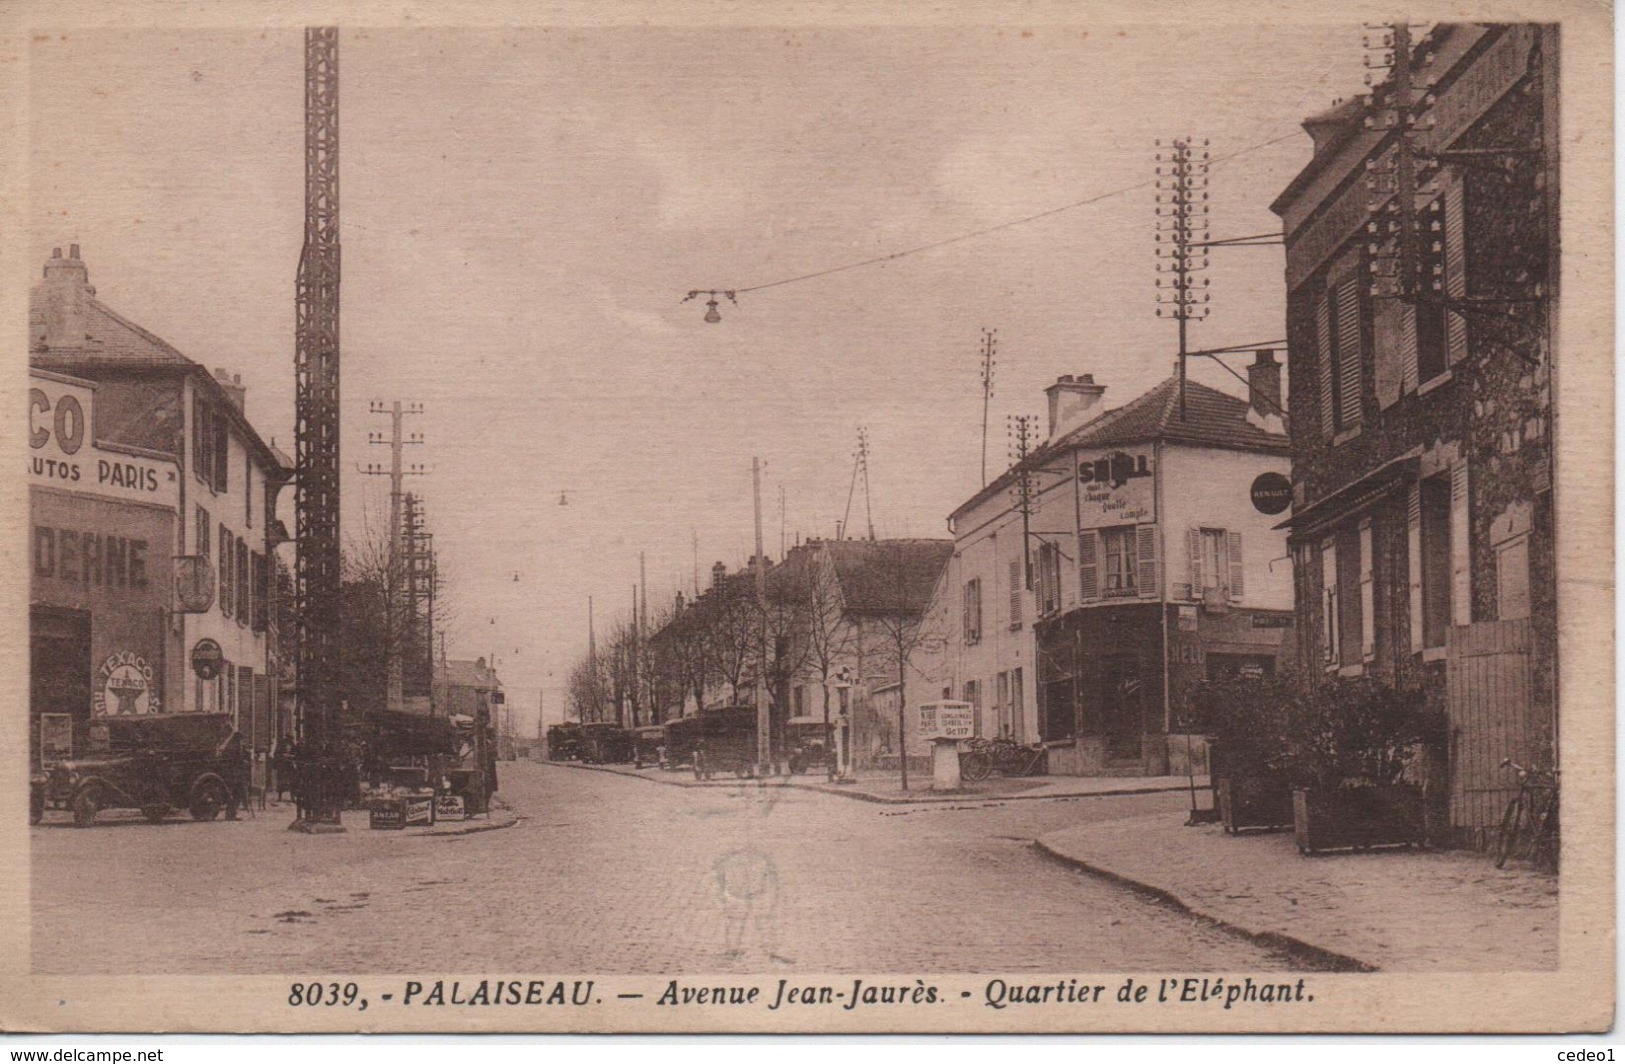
[1032,836,1377,973]
[542,760,1196,806]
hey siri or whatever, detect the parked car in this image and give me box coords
[631,725,666,768]
[661,715,702,770]
[546,722,583,761]
[578,722,635,764]
[692,706,758,780]
[40,713,247,827]
[784,715,832,775]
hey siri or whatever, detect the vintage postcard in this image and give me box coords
[0,0,1612,1035]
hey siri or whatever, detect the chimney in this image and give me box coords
[1045,373,1107,440]
[37,245,95,351]
[710,561,727,591]
[214,368,247,415]
[1246,350,1285,434]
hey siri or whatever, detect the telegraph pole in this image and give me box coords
[979,328,997,486]
[1154,138,1211,420]
[752,457,770,772]
[292,26,343,830]
[362,400,425,712]
[1008,414,1039,588]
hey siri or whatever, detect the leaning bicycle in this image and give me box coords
[1494,758,1558,872]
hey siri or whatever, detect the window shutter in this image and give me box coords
[1315,294,1335,439]
[1373,298,1407,408]
[1320,540,1338,664]
[214,417,229,492]
[1450,460,1471,626]
[1336,276,1363,429]
[1227,530,1245,601]
[1078,531,1099,601]
[1008,557,1022,628]
[1136,524,1159,599]
[1398,302,1418,395]
[1444,177,1468,365]
[1358,520,1375,661]
[1187,528,1204,596]
[219,526,232,618]
[1408,483,1424,653]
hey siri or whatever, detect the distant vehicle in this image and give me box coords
[783,715,832,775]
[578,722,635,764]
[546,722,584,761]
[38,713,246,827]
[691,706,758,780]
[631,725,666,768]
[661,715,703,770]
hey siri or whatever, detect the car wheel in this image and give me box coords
[72,785,103,828]
[190,780,228,822]
[141,803,172,823]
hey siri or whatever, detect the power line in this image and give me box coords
[700,129,1304,302]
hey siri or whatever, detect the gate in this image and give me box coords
[1444,619,1542,845]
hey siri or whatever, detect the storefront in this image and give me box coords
[29,371,180,771]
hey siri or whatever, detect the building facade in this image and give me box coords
[1271,23,1558,844]
[29,246,292,774]
[929,363,1294,776]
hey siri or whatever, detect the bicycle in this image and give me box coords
[1494,758,1558,872]
[958,736,1047,781]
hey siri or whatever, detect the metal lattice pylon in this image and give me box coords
[295,26,342,751]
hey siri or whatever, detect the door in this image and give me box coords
[1099,656,1144,759]
[31,606,92,770]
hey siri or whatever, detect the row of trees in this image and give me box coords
[565,542,937,764]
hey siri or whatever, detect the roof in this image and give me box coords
[824,538,953,616]
[30,287,292,476]
[953,376,1290,521]
[436,658,501,690]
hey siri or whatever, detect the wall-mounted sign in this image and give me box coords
[1250,472,1293,516]
[175,556,216,613]
[93,651,159,716]
[191,638,224,680]
[29,374,178,506]
[917,701,975,741]
[1077,448,1155,526]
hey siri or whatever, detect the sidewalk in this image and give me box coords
[1036,812,1557,972]
[49,796,526,839]
[546,758,1205,804]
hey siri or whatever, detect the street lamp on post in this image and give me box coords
[826,666,855,782]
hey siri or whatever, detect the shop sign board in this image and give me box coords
[403,795,436,826]
[435,794,466,821]
[369,800,406,830]
[1077,448,1155,526]
[191,638,224,680]
[29,373,178,507]
[1250,471,1293,516]
[917,701,975,741]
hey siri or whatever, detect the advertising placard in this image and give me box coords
[917,700,975,741]
[403,795,436,826]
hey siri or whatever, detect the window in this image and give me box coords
[193,397,214,487]
[1036,541,1061,616]
[219,526,233,619]
[1189,528,1242,601]
[963,578,982,646]
[195,506,210,557]
[1010,668,1025,744]
[214,415,229,493]
[252,552,269,632]
[1320,537,1340,667]
[1419,475,1452,650]
[1008,556,1023,629]
[1101,527,1138,598]
[996,671,1011,737]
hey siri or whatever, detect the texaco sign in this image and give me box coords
[92,650,161,716]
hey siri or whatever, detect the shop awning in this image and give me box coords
[1274,449,1420,538]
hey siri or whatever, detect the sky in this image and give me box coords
[28,23,1371,736]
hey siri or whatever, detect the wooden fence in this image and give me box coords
[1444,618,1541,846]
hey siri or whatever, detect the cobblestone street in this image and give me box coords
[33,761,1300,975]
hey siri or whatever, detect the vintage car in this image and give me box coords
[546,722,583,761]
[40,713,247,827]
[631,725,666,768]
[691,705,758,780]
[784,715,833,775]
[578,722,635,765]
